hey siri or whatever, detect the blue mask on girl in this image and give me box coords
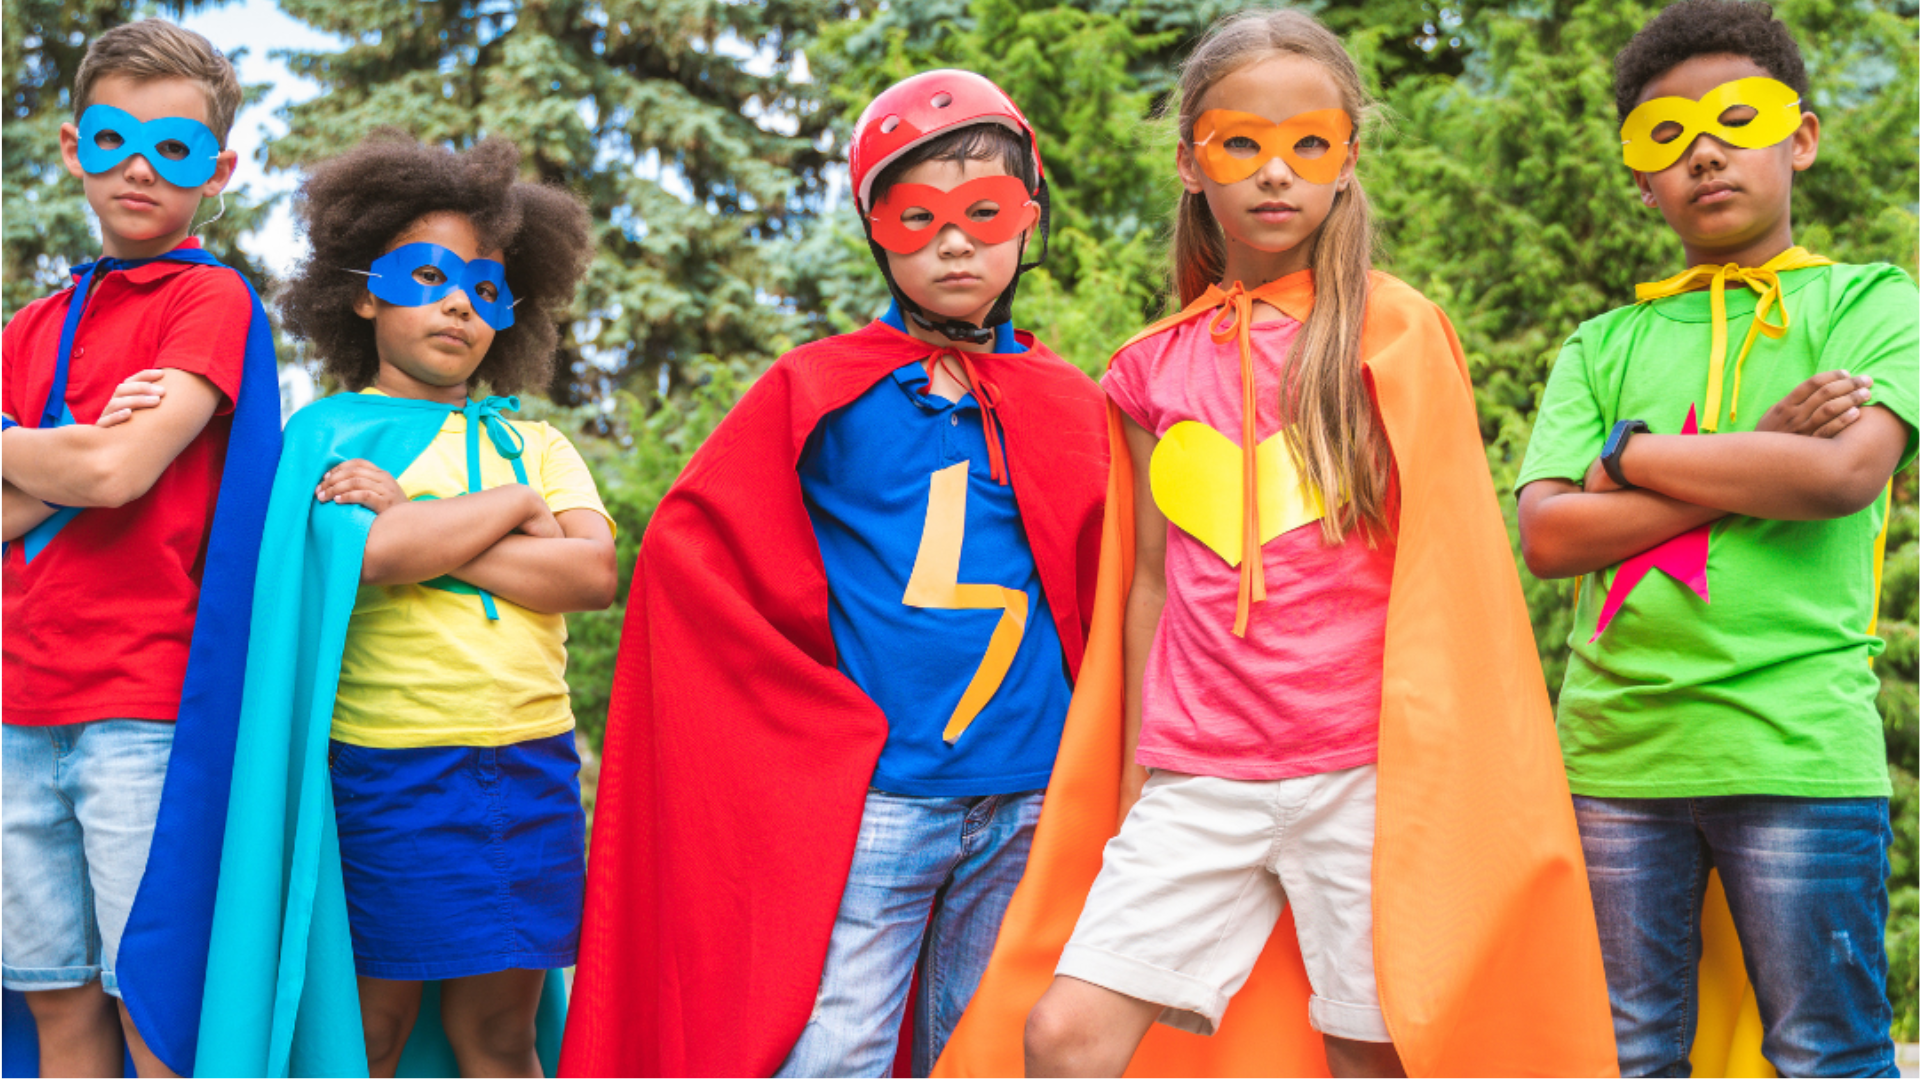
[76,104,222,189]
[364,243,516,330]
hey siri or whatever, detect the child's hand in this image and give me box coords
[1582,454,1622,494]
[516,487,563,539]
[1755,371,1873,438]
[316,460,407,513]
[96,370,168,428]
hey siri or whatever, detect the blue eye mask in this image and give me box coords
[363,243,516,330]
[76,104,222,189]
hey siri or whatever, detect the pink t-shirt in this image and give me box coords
[1103,314,1394,780]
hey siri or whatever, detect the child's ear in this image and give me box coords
[1789,110,1820,173]
[59,121,85,180]
[203,148,240,197]
[1175,140,1205,195]
[1335,138,1361,194]
[1633,170,1659,208]
[353,291,379,321]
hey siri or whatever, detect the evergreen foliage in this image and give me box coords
[2,0,1914,1042]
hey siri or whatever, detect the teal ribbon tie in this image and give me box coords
[417,396,530,622]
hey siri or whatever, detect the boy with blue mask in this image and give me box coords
[1517,1,1916,1074]
[0,18,282,1078]
[564,71,1110,1078]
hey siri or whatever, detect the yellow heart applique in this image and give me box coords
[1149,420,1326,566]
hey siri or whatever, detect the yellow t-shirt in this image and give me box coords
[330,392,613,749]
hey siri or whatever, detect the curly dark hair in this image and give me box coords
[1614,0,1808,123]
[279,130,593,394]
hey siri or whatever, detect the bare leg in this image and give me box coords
[1024,975,1162,1077]
[1324,1035,1405,1078]
[24,983,124,1077]
[356,976,425,1078]
[117,1001,179,1078]
[439,969,546,1078]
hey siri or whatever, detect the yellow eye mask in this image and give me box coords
[1191,108,1354,186]
[1620,76,1803,173]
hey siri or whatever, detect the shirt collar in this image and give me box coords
[99,238,207,285]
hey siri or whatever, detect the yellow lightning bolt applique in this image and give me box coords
[902,462,1030,744]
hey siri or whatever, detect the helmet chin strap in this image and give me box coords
[904,306,996,346]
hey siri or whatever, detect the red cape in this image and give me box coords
[560,321,1110,1077]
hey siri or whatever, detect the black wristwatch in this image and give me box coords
[1601,419,1649,488]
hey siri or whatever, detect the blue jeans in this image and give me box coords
[1,720,174,997]
[775,788,1044,1078]
[1575,795,1895,1078]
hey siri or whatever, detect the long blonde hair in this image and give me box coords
[1170,8,1391,545]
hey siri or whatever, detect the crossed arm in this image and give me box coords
[2,368,219,541]
[315,460,617,615]
[1518,372,1909,579]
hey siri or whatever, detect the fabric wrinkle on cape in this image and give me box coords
[931,271,1620,1077]
[559,320,1109,1078]
[0,248,279,1080]
[191,391,565,1079]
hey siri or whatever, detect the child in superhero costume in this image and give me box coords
[0,20,281,1077]
[943,10,1617,1076]
[561,72,1110,1078]
[191,132,605,1078]
[1516,2,1917,1075]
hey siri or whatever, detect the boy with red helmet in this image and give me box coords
[560,70,1109,1077]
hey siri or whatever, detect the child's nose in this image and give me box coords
[936,222,975,254]
[1253,154,1296,188]
[121,152,158,183]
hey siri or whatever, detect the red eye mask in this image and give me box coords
[866,175,1039,254]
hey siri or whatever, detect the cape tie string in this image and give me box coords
[1202,282,1267,638]
[1634,246,1834,432]
[924,347,1009,486]
[455,395,528,621]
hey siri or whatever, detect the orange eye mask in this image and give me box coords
[866,175,1040,255]
[1190,108,1354,186]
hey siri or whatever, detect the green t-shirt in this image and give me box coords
[1517,262,1918,799]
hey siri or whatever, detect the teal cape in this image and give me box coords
[195,390,564,1078]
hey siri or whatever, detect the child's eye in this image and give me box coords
[474,281,499,303]
[967,200,1002,222]
[1716,104,1758,128]
[902,208,935,230]
[93,129,125,151]
[154,139,191,161]
[1292,135,1332,160]
[1223,135,1262,158]
[412,266,447,286]
[1650,120,1686,144]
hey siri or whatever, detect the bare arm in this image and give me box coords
[443,508,618,614]
[1518,480,1727,580]
[1117,414,1163,825]
[314,460,561,586]
[1517,372,1899,579]
[2,479,57,542]
[0,369,221,507]
[1610,405,1906,521]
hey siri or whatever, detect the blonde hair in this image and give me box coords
[1170,7,1390,544]
[73,19,242,144]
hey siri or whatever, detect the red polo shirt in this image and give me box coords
[3,239,251,726]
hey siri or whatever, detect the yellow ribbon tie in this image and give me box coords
[1634,246,1834,432]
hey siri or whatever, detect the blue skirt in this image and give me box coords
[328,731,586,980]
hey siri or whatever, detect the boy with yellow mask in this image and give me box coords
[1516,1,1915,1075]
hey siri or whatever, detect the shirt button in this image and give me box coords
[74,347,84,357]
[950,415,960,427]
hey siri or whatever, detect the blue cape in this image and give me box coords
[192,390,563,1078]
[2,248,280,1079]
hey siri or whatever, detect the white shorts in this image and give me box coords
[1055,765,1388,1042]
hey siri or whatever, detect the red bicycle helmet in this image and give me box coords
[850,69,1046,214]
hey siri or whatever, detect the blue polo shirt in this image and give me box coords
[797,309,1072,796]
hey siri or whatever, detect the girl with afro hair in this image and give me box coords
[272,129,608,1076]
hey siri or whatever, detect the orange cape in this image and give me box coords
[933,271,1619,1077]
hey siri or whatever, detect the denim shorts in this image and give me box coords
[329,732,587,981]
[2,720,174,997]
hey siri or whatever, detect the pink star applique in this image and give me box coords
[1591,405,1711,642]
